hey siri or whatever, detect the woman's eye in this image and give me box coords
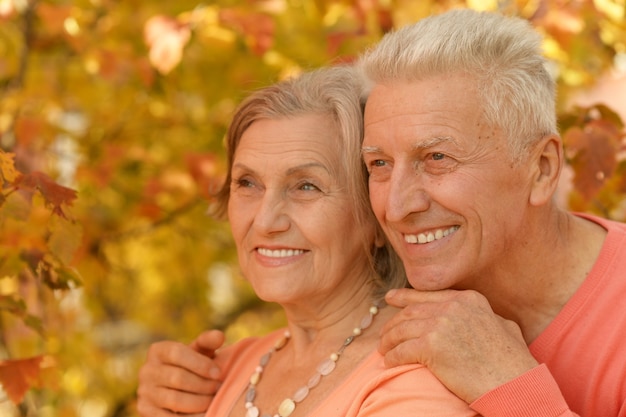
[431,152,445,161]
[299,182,320,192]
[234,177,254,188]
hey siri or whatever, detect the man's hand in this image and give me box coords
[137,330,225,417]
[380,288,539,403]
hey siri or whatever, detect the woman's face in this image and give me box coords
[228,113,374,307]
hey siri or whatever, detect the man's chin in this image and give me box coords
[405,267,457,291]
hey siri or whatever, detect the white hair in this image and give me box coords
[358,8,558,159]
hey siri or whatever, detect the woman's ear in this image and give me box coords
[529,134,563,207]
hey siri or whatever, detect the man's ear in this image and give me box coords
[529,134,563,207]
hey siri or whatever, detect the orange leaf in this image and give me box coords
[0,356,44,405]
[186,153,223,198]
[36,3,72,37]
[219,8,275,55]
[14,117,43,147]
[15,172,77,218]
[564,119,620,200]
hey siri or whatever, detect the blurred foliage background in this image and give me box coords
[0,0,625,416]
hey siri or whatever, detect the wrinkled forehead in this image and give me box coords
[236,114,347,171]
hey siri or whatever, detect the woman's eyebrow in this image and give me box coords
[286,162,330,176]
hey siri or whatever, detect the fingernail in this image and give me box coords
[386,289,397,298]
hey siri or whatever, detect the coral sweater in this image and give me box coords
[471,213,626,417]
[204,329,477,417]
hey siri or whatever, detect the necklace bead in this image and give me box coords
[242,304,382,416]
[278,399,296,416]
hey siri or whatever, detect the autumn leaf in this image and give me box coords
[0,150,18,183]
[144,15,191,74]
[48,215,83,265]
[36,254,81,290]
[186,153,223,199]
[14,117,43,147]
[35,3,72,38]
[0,356,45,405]
[564,118,621,200]
[14,172,77,219]
[0,295,28,316]
[219,8,275,55]
[0,295,45,335]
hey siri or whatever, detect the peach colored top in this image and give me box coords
[204,329,477,417]
[472,214,626,417]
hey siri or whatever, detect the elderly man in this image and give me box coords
[137,9,626,417]
[359,9,626,417]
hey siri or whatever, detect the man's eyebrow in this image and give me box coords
[361,136,458,155]
[361,146,381,154]
[411,136,457,150]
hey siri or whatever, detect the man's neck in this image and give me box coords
[477,211,607,343]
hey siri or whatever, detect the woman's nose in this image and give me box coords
[253,190,290,234]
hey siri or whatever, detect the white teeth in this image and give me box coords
[405,234,418,243]
[257,248,304,258]
[404,226,459,245]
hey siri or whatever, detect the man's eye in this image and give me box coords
[432,152,445,161]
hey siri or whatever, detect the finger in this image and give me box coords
[136,397,206,417]
[385,288,459,308]
[162,390,214,414]
[136,401,181,417]
[379,298,440,338]
[383,337,425,368]
[140,361,221,395]
[138,384,214,414]
[378,311,430,356]
[190,330,225,358]
[150,341,219,380]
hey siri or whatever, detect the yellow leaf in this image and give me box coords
[48,215,83,265]
[0,151,18,183]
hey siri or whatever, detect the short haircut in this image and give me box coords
[358,8,558,159]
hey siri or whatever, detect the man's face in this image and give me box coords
[362,73,533,291]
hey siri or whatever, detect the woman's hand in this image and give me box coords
[137,330,225,416]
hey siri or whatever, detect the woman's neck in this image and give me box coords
[281,289,383,358]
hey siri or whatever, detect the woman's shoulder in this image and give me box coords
[333,351,477,416]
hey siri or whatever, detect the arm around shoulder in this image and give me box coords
[470,364,580,417]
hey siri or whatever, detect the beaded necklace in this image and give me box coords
[243,304,381,417]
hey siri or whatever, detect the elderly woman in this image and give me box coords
[137,66,476,417]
